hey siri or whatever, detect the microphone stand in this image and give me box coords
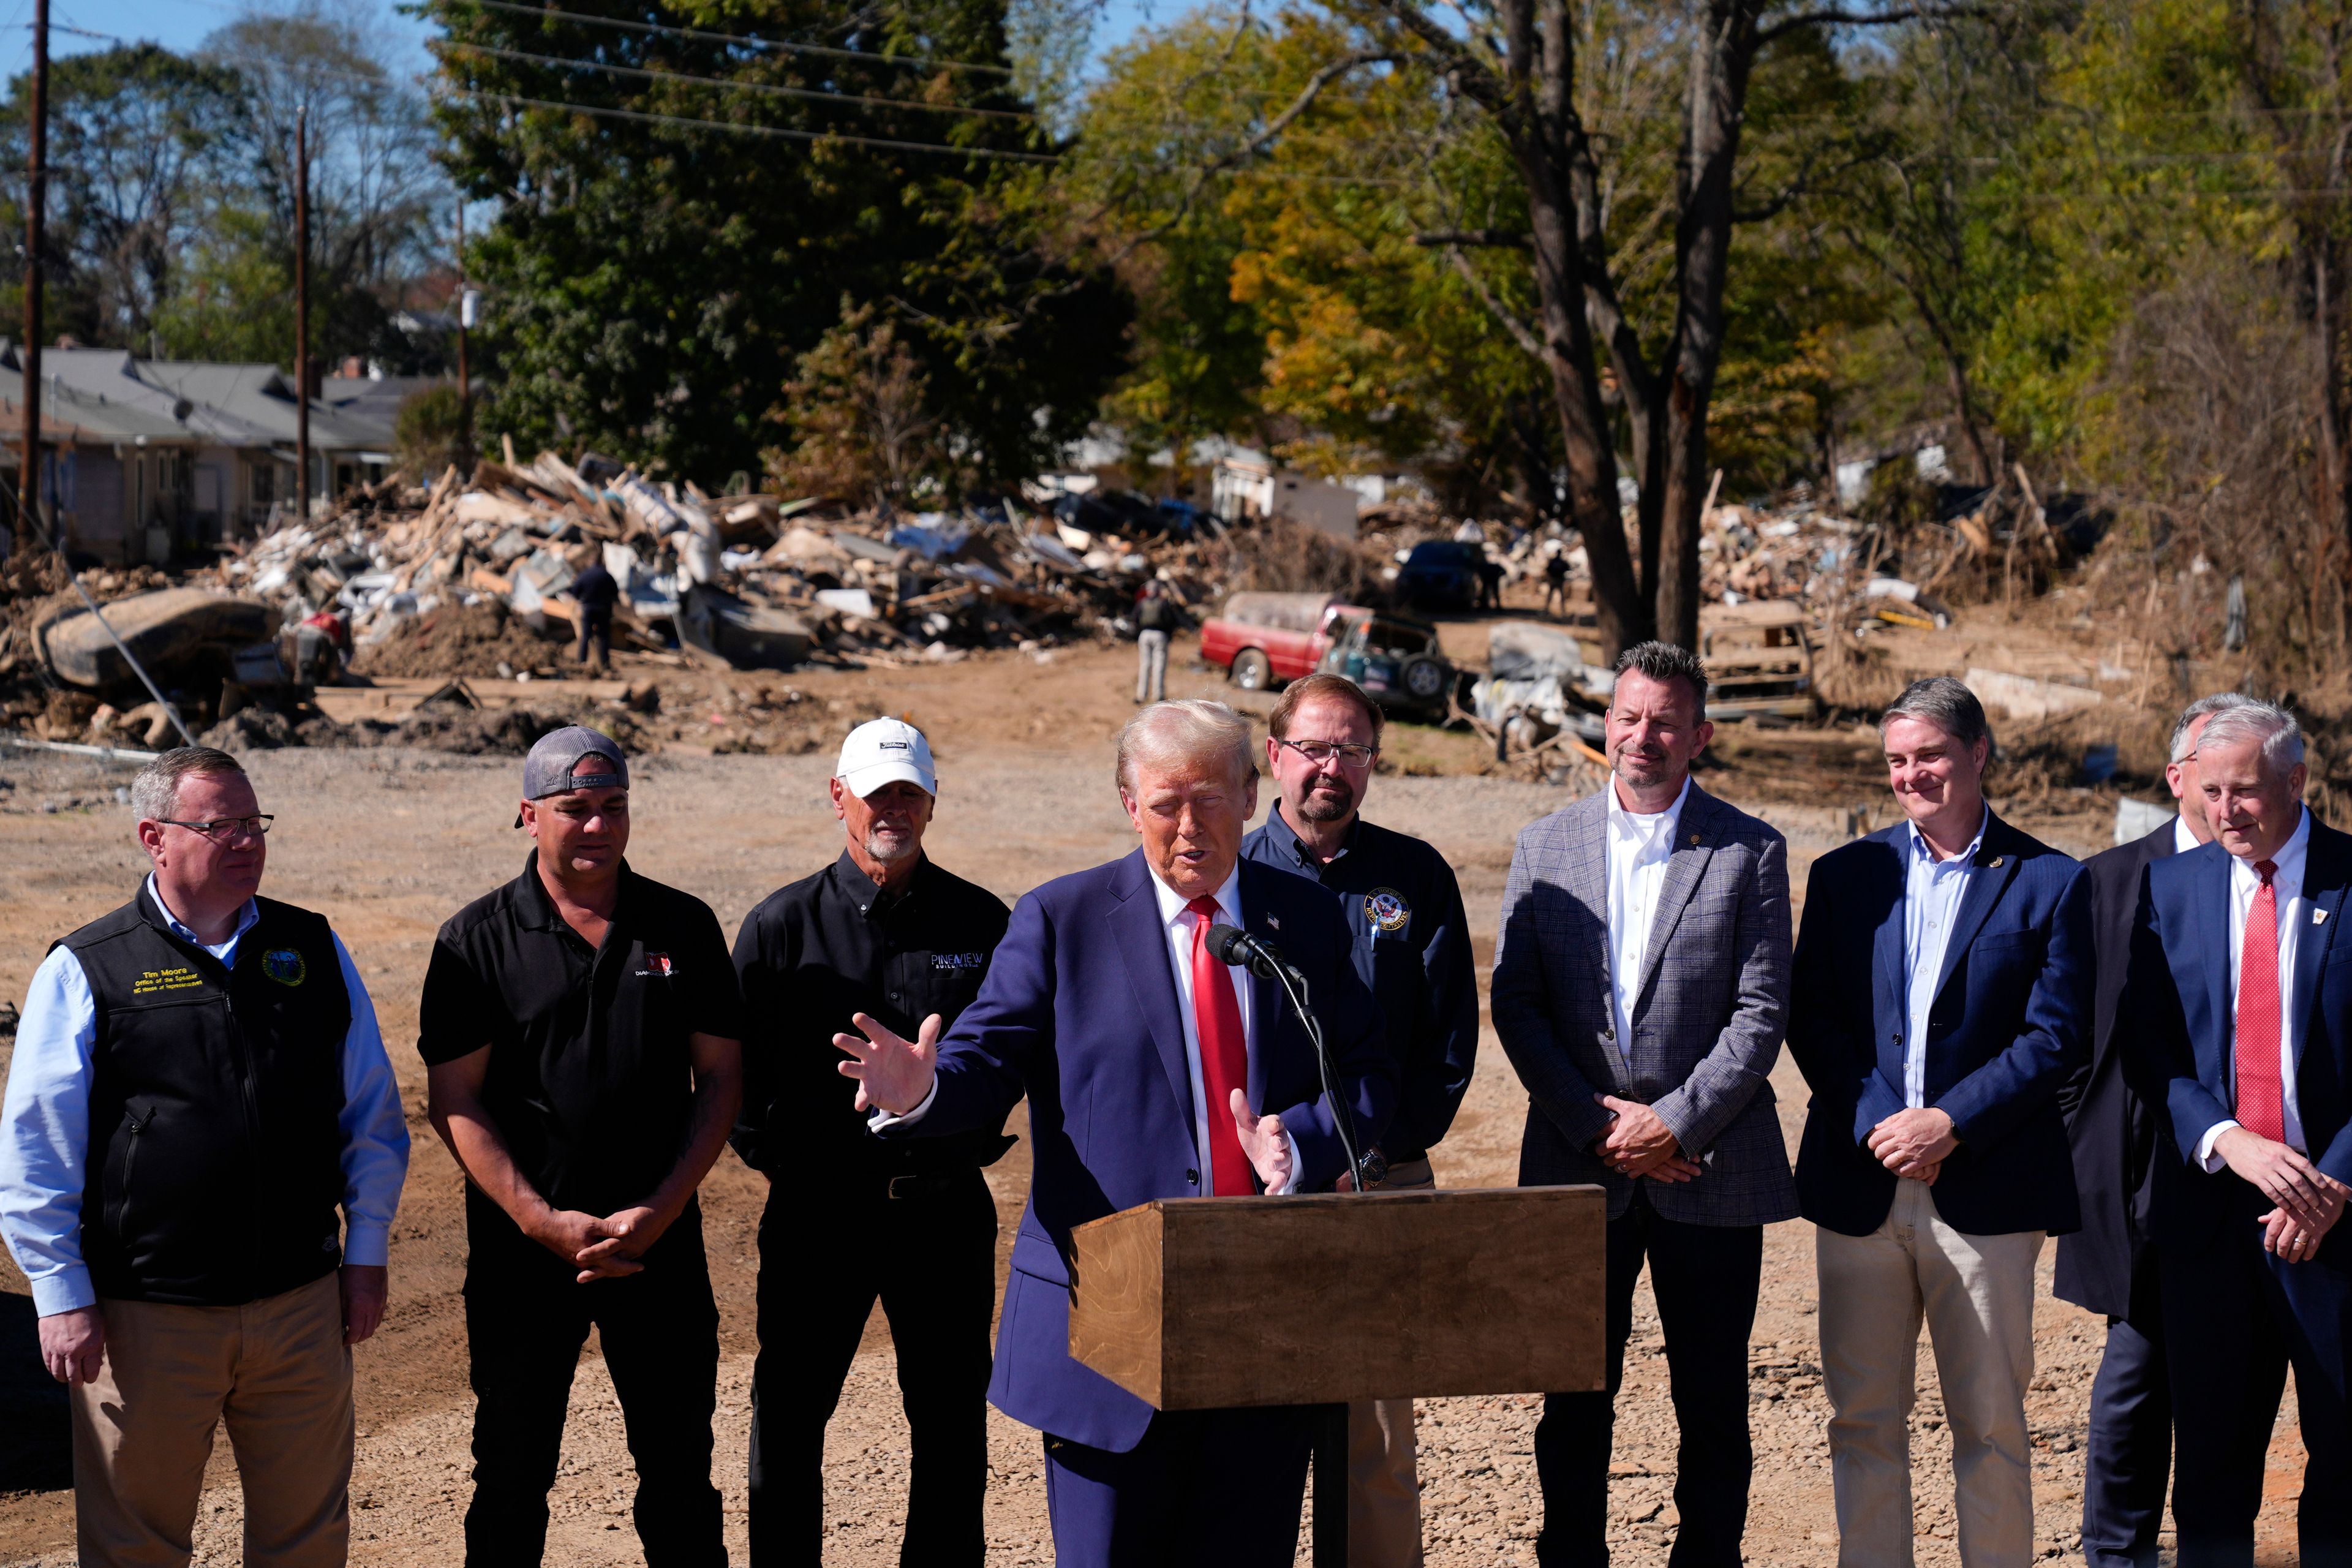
[1258,957,1368,1568]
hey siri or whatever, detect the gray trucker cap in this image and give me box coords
[515,726,628,826]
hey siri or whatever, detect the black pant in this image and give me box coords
[748,1168,997,1567]
[2165,1178,2352,1568]
[461,1191,723,1568]
[576,608,612,666]
[1534,1189,1762,1568]
[2082,1251,2169,1568]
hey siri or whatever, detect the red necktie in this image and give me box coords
[1188,895,1255,1197]
[2236,859,2286,1144]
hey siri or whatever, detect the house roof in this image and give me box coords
[0,363,198,447]
[0,346,386,453]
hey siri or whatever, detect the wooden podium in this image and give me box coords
[1068,1185,1607,1562]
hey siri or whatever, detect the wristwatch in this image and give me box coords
[1358,1145,1390,1189]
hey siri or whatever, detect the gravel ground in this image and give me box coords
[0,650,2303,1565]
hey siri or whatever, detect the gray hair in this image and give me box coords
[2169,691,2262,763]
[1613,640,1709,716]
[2193,698,2304,774]
[1116,699,1255,794]
[130,746,246,824]
[1880,676,1992,752]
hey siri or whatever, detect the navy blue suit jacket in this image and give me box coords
[2132,817,2352,1246]
[1787,812,2092,1237]
[895,848,1392,1453]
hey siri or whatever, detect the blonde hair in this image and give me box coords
[1116,699,1254,794]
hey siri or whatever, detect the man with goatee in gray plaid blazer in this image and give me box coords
[1493,640,1797,1568]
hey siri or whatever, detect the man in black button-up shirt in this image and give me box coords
[1240,673,1478,1568]
[420,726,745,1568]
[732,719,1012,1567]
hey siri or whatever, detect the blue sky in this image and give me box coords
[28,0,1164,88]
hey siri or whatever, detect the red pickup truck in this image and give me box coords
[1199,593,1364,691]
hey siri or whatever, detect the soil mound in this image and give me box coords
[353,600,571,680]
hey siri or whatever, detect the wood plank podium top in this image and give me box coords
[1066,1185,1605,1411]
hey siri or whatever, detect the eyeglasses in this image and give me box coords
[159,815,274,841]
[1278,738,1379,768]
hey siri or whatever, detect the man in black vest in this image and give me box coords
[733,717,1013,1566]
[0,745,412,1567]
[420,726,744,1567]
[2059,692,2252,1567]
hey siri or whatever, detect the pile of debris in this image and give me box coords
[202,446,1235,680]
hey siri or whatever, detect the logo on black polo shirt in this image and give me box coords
[636,952,675,978]
[1365,888,1412,937]
[933,952,987,971]
[262,949,307,987]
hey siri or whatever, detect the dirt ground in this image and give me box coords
[0,633,2304,1567]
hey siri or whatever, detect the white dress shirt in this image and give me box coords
[878,860,1297,1193]
[2195,805,2312,1169]
[2174,814,2201,856]
[0,876,410,1315]
[1902,809,1989,1108]
[1605,776,1691,1059]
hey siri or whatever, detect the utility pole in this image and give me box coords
[293,103,310,519]
[454,202,471,472]
[16,0,48,553]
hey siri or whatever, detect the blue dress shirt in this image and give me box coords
[1903,809,1989,1108]
[0,876,410,1315]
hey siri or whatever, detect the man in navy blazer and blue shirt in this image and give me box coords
[1789,676,2092,1568]
[834,698,1393,1568]
[2128,699,2352,1567]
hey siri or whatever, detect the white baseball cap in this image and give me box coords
[837,718,937,797]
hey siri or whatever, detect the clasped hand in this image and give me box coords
[1866,1107,1957,1185]
[2215,1127,2352,1264]
[1591,1095,1700,1182]
[531,1202,677,1284]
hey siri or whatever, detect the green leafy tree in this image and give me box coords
[426,0,1128,484]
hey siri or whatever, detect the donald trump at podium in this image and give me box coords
[837,698,1393,1567]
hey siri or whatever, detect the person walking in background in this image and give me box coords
[2059,692,2253,1567]
[1242,672,1479,1568]
[832,699,1393,1567]
[2129,700,2352,1567]
[1492,641,1796,1568]
[732,719,1014,1566]
[1135,581,1178,704]
[1788,676,2091,1568]
[420,726,743,1567]
[571,552,619,672]
[0,745,410,1568]
[1543,546,1572,620]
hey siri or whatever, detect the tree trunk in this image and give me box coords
[1653,3,1758,654]
[1504,0,1645,657]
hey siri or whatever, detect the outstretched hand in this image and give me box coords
[835,1011,943,1115]
[1229,1088,1294,1193]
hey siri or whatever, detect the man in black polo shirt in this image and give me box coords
[420,725,745,1568]
[1240,672,1479,1568]
[733,717,1012,1567]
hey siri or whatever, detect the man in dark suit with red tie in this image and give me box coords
[834,698,1393,1568]
[2130,699,2352,1567]
[2059,692,2251,1567]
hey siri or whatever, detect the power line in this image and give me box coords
[437,37,1036,121]
[457,87,1060,162]
[453,0,1014,79]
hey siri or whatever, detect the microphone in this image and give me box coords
[1205,923,1296,981]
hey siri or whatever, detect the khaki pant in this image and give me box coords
[1349,1156,1435,1568]
[71,1271,354,1568]
[1815,1179,2043,1568]
[1136,629,1170,703]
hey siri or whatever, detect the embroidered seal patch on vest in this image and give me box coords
[262,948,307,987]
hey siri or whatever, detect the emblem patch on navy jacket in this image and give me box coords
[262,949,307,987]
[933,952,987,971]
[636,952,675,978]
[1365,888,1412,936]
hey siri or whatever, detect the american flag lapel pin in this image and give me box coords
[1267,914,1281,930]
